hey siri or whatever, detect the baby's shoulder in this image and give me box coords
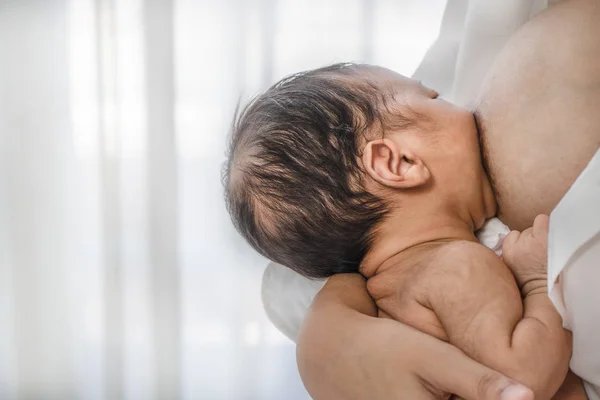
[367,240,506,302]
[427,240,506,278]
[433,239,497,261]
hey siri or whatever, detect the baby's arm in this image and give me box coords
[428,215,571,399]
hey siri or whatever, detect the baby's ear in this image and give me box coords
[362,138,430,189]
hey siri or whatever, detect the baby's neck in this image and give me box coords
[360,213,478,278]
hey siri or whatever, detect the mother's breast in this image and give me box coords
[474,0,600,230]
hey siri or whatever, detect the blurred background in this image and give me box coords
[0,0,446,399]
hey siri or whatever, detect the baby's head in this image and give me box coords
[223,63,494,278]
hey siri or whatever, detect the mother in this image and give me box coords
[295,0,600,398]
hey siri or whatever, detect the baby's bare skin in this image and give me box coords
[367,216,571,399]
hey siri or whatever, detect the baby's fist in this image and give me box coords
[502,215,549,293]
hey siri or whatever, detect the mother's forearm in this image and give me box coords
[295,273,535,400]
[296,273,379,399]
[552,370,588,400]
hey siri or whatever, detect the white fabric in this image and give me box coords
[476,217,511,256]
[262,264,322,342]
[548,149,600,400]
[262,263,327,341]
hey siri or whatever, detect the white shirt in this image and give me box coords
[548,149,600,400]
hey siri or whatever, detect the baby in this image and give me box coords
[223,63,571,398]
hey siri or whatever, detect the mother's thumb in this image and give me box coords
[499,384,534,400]
[417,343,534,400]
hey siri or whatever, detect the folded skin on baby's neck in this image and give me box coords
[359,200,490,279]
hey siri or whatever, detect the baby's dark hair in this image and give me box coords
[223,63,392,278]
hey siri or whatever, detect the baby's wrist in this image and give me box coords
[519,277,547,297]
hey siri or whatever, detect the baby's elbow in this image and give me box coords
[501,335,572,398]
[520,358,570,399]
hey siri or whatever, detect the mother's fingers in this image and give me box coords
[415,334,533,400]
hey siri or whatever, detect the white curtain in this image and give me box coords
[0,0,445,399]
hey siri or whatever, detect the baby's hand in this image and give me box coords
[502,214,549,296]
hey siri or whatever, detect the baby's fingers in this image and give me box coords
[532,214,550,238]
[502,230,521,259]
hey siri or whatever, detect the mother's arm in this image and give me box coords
[553,371,589,400]
[296,273,534,400]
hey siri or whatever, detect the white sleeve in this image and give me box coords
[261,262,325,342]
[548,149,600,400]
[451,0,548,107]
[411,0,469,96]
[415,0,551,106]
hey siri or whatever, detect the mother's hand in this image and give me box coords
[297,273,533,400]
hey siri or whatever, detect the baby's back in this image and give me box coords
[366,240,516,345]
